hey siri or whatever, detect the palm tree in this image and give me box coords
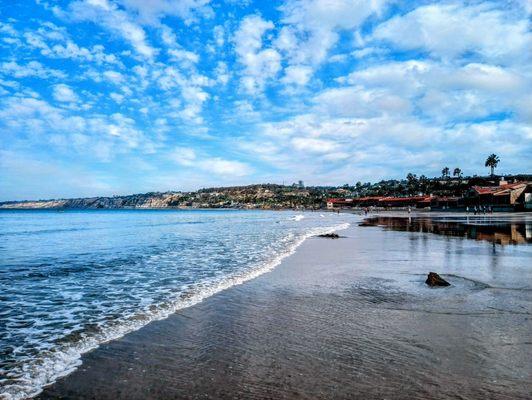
[485,154,500,176]
[441,167,450,179]
[453,168,462,178]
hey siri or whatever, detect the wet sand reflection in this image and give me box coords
[361,215,532,245]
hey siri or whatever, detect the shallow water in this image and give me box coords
[38,213,532,400]
[0,209,349,399]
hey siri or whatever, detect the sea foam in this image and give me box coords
[0,210,350,400]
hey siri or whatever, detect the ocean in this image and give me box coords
[0,209,350,399]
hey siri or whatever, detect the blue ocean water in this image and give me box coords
[0,209,350,399]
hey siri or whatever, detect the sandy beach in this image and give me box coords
[35,213,532,400]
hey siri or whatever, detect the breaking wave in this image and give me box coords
[0,210,349,400]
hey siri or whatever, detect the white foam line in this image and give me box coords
[0,222,350,400]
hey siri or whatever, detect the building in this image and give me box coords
[326,181,532,211]
[327,198,354,209]
[468,181,532,211]
[327,196,432,209]
[377,196,432,208]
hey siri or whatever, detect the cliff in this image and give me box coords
[0,185,327,210]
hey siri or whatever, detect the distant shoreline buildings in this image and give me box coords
[327,178,532,212]
[1,175,531,212]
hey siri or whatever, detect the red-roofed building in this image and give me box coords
[326,198,354,209]
[326,181,532,211]
[378,196,431,207]
[469,181,532,210]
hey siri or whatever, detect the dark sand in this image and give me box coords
[39,215,532,399]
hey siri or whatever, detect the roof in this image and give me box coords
[358,196,384,201]
[330,196,434,203]
[378,196,430,203]
[473,182,529,196]
[327,198,353,203]
[472,186,499,195]
[493,182,528,196]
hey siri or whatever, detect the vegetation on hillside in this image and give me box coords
[2,154,529,210]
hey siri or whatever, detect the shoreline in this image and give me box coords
[2,207,531,216]
[37,214,532,399]
[2,214,349,400]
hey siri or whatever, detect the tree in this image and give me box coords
[406,173,418,195]
[453,168,462,178]
[485,154,500,176]
[441,167,450,179]
[418,175,429,194]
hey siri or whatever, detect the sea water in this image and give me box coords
[0,209,350,399]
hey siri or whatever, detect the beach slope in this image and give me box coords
[39,220,532,399]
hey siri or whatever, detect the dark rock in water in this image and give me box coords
[317,233,340,239]
[426,272,450,287]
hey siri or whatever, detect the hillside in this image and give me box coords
[0,185,329,210]
[2,175,530,210]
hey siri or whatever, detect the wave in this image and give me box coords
[0,222,350,400]
[0,221,208,238]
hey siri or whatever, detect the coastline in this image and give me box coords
[0,210,349,400]
[38,215,532,400]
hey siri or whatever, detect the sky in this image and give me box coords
[0,0,531,201]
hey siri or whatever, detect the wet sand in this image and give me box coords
[361,212,532,245]
[39,214,532,399]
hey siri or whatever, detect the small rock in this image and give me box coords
[317,233,340,239]
[425,272,450,287]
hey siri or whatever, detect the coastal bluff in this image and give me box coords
[0,185,324,210]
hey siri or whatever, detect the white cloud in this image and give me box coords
[240,108,531,184]
[168,48,199,64]
[103,70,125,84]
[213,25,225,46]
[169,146,197,166]
[292,137,339,153]
[281,65,313,86]
[52,84,78,102]
[344,61,527,96]
[23,22,121,66]
[234,15,281,95]
[275,0,389,84]
[109,92,124,103]
[160,24,199,65]
[341,60,530,122]
[200,158,251,177]
[116,0,212,25]
[313,86,410,118]
[0,22,18,37]
[280,0,387,32]
[0,61,66,79]
[169,147,252,177]
[68,0,157,59]
[372,3,531,64]
[215,61,230,85]
[151,65,213,125]
[179,85,209,124]
[0,96,154,161]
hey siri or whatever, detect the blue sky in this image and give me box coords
[0,0,531,200]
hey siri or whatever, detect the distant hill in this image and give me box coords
[1,175,530,210]
[0,185,328,210]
